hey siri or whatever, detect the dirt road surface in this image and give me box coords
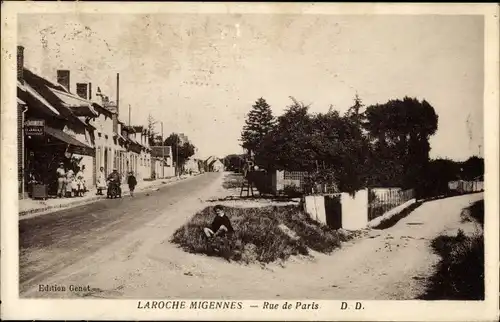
[20,172,483,300]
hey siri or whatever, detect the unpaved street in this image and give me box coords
[20,172,483,300]
[19,172,223,295]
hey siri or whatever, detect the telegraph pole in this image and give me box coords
[161,121,164,178]
[176,135,179,177]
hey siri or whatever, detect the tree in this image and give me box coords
[419,158,461,198]
[255,98,369,193]
[147,113,159,146]
[240,97,276,156]
[460,156,484,180]
[345,93,365,124]
[256,98,314,171]
[223,154,245,172]
[164,133,196,173]
[363,96,439,190]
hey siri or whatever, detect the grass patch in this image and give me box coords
[171,205,350,264]
[419,200,484,300]
[372,201,423,230]
[222,173,244,190]
[460,199,484,226]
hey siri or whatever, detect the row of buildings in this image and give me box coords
[17,45,175,199]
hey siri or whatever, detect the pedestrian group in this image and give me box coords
[56,162,87,198]
[56,163,138,199]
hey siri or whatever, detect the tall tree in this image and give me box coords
[164,133,196,173]
[345,93,365,123]
[256,99,314,171]
[240,97,276,156]
[460,156,484,180]
[419,158,461,198]
[363,96,439,189]
[147,113,158,146]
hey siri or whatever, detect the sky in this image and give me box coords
[18,14,484,161]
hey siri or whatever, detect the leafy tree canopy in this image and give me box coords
[164,133,196,169]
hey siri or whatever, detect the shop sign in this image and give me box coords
[24,119,45,136]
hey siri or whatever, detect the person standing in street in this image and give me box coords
[127,171,137,197]
[56,162,66,198]
[96,166,106,195]
[66,167,75,197]
[75,165,86,196]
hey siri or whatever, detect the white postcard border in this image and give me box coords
[1,2,499,321]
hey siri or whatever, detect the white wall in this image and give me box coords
[92,113,120,180]
[340,189,369,230]
[164,166,175,178]
[304,195,327,225]
[304,189,369,230]
[74,154,94,188]
[136,150,151,180]
[273,170,285,193]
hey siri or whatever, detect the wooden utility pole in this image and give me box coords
[128,104,131,126]
[116,73,120,115]
[161,121,164,178]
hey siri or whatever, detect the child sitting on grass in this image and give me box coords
[203,205,234,238]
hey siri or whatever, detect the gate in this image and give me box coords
[324,194,342,229]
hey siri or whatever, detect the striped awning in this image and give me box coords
[44,126,95,156]
[24,82,60,116]
[49,88,98,117]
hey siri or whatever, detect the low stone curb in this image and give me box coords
[19,195,105,217]
[18,176,193,218]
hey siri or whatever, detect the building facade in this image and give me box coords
[17,45,156,199]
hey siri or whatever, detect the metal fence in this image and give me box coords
[368,188,415,221]
[283,171,309,192]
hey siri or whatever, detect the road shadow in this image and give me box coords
[206,195,300,203]
[372,201,424,230]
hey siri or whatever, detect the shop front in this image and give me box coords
[25,120,95,199]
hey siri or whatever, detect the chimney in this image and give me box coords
[17,46,24,82]
[57,70,71,92]
[113,114,118,134]
[88,82,92,100]
[76,83,88,99]
[116,73,120,116]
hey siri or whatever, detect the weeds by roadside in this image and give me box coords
[419,199,484,300]
[171,205,352,264]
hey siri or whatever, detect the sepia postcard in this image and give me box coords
[1,2,499,321]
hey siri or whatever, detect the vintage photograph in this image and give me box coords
[3,2,498,321]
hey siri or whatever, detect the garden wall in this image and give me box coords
[303,189,369,230]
